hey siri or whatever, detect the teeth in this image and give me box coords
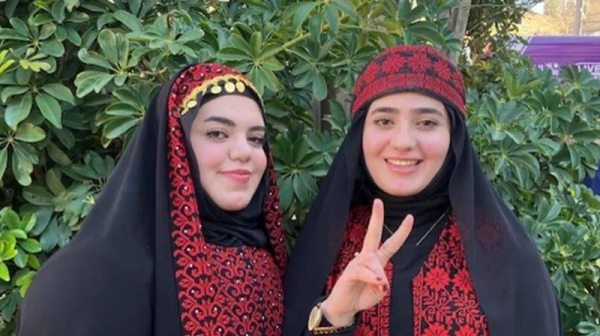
[387,159,418,166]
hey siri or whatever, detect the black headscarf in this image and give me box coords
[180,90,269,247]
[283,45,561,335]
[17,64,287,335]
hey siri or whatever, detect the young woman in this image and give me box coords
[284,45,561,335]
[17,64,287,335]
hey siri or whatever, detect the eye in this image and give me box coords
[248,135,267,146]
[417,119,439,128]
[206,130,227,139]
[374,118,393,126]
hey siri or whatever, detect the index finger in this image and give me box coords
[377,214,414,263]
[361,199,384,253]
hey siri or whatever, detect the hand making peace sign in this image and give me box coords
[319,199,414,326]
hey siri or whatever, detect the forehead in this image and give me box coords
[196,94,264,125]
[368,92,446,113]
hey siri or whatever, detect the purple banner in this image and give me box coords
[519,36,600,79]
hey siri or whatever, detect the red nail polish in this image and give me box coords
[383,284,389,292]
[376,277,382,282]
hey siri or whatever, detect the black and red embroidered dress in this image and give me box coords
[17,64,287,336]
[284,45,561,336]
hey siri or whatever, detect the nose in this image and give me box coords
[229,135,252,162]
[390,126,416,150]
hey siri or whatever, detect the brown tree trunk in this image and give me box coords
[448,0,472,64]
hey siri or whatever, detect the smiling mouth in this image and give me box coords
[385,159,421,166]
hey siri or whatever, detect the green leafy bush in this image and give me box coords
[0,0,598,334]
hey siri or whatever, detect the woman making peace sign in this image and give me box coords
[283,45,561,335]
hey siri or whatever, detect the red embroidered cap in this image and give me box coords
[352,45,466,117]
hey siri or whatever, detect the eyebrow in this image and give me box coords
[203,116,266,132]
[370,106,445,117]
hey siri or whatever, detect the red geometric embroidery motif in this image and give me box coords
[166,64,286,335]
[413,219,489,336]
[326,209,489,336]
[352,45,466,116]
[325,206,390,336]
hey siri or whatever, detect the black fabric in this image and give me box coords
[388,218,448,335]
[16,66,278,335]
[17,75,182,335]
[358,149,453,232]
[180,91,269,247]
[283,103,561,335]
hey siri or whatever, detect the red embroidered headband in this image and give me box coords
[352,45,466,117]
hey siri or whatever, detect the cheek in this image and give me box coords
[253,150,268,176]
[421,131,451,160]
[362,126,387,162]
[190,136,224,172]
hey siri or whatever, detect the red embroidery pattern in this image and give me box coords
[166,64,286,335]
[325,206,391,336]
[352,45,466,116]
[327,209,488,336]
[413,219,489,336]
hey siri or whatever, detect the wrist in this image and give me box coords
[319,298,356,327]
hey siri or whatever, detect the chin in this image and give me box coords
[215,197,252,212]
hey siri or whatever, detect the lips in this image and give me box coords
[385,158,421,173]
[386,159,420,166]
[221,169,252,183]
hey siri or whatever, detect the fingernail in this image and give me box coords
[383,284,389,292]
[376,277,382,282]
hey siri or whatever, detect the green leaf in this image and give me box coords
[14,123,46,142]
[9,230,27,240]
[13,248,28,268]
[5,92,33,130]
[23,185,54,206]
[285,2,318,31]
[0,148,8,181]
[46,169,66,195]
[19,239,42,253]
[22,213,37,233]
[54,127,76,149]
[64,0,80,11]
[217,47,253,61]
[77,49,113,69]
[250,32,262,56]
[1,208,20,229]
[66,28,82,46]
[1,86,28,103]
[33,13,54,25]
[51,0,67,23]
[35,93,62,129]
[97,29,118,65]
[105,102,138,116]
[19,59,52,73]
[47,142,71,165]
[41,83,76,105]
[40,39,65,57]
[103,118,139,139]
[324,6,339,34]
[74,71,115,98]
[312,73,327,101]
[129,0,141,15]
[113,10,143,32]
[0,28,29,41]
[16,67,32,84]
[12,150,33,186]
[0,262,9,281]
[332,0,357,18]
[9,18,29,37]
[39,23,57,40]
